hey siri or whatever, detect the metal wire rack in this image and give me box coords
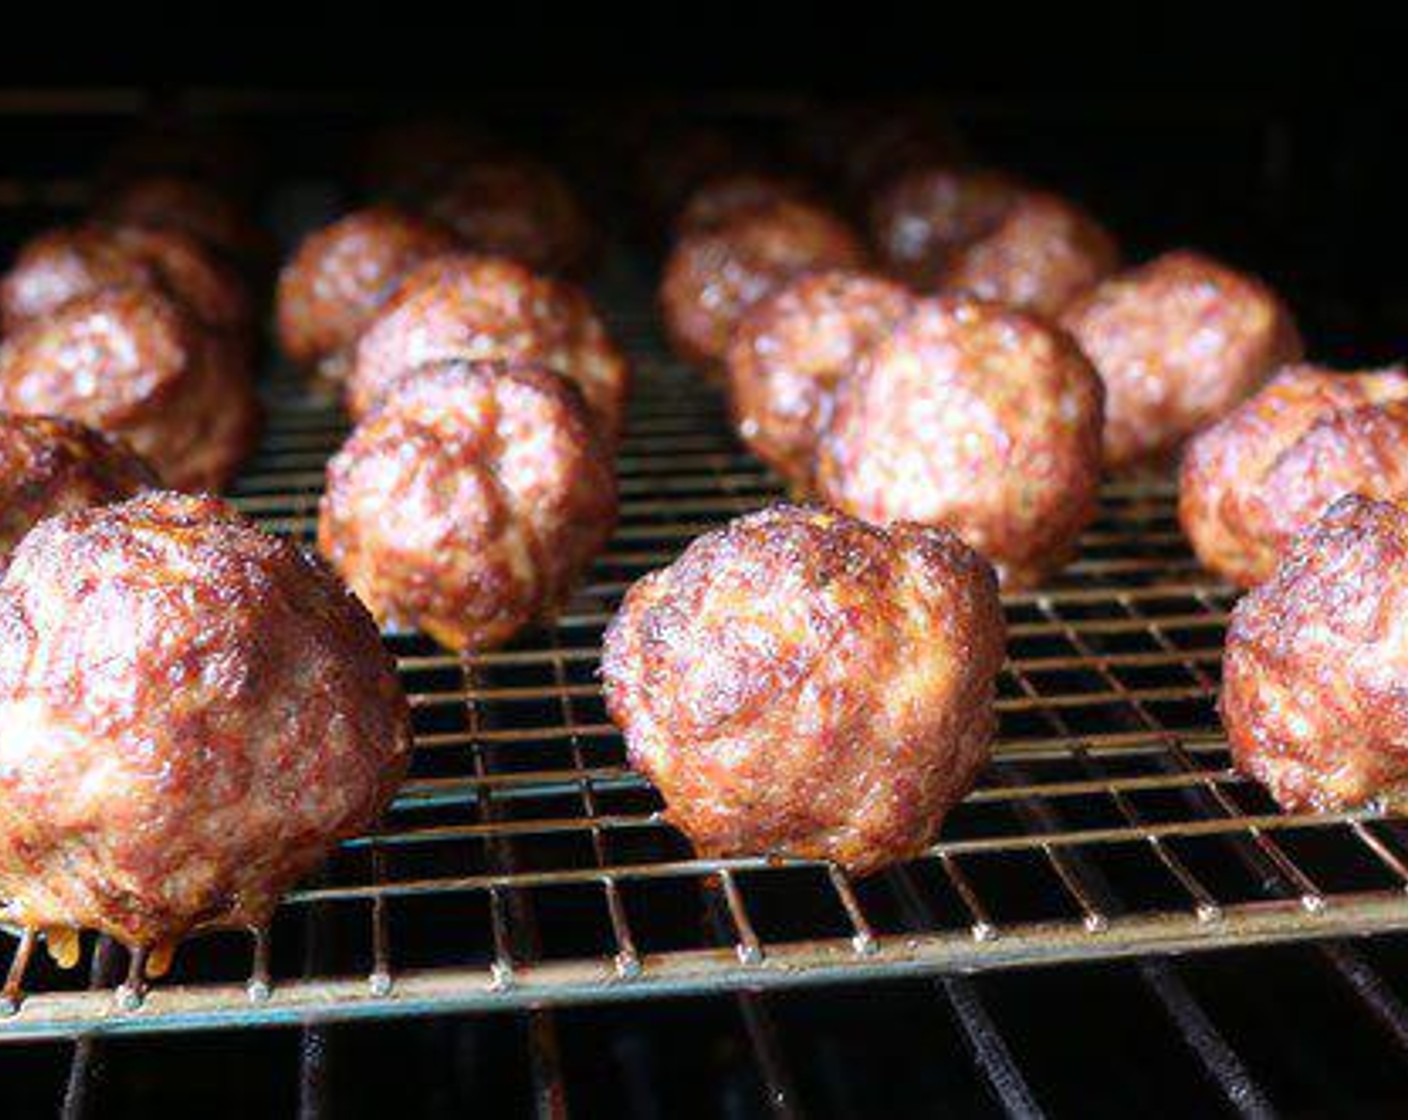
[6,254,1408,1047]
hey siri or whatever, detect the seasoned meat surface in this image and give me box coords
[726,270,911,491]
[1061,249,1302,471]
[347,253,628,441]
[320,360,617,653]
[0,413,156,573]
[816,295,1104,588]
[602,505,1004,874]
[675,171,816,236]
[0,492,412,949]
[275,206,460,383]
[94,175,273,276]
[1181,364,1408,587]
[660,200,866,371]
[1223,495,1408,812]
[0,286,260,492]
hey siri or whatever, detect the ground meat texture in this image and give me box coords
[319,360,617,653]
[816,295,1104,589]
[660,200,866,371]
[1061,249,1303,472]
[675,172,816,236]
[275,206,461,385]
[725,270,912,492]
[601,505,1004,875]
[0,286,260,492]
[347,253,629,442]
[428,159,594,275]
[868,168,1027,289]
[1181,365,1408,588]
[1222,495,1408,812]
[0,492,412,951]
[0,413,156,574]
[93,175,273,277]
[1,225,253,361]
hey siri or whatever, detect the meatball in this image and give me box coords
[1222,495,1408,812]
[93,175,273,277]
[0,492,412,951]
[347,253,629,441]
[675,171,815,236]
[358,117,495,202]
[1,225,253,359]
[0,287,260,492]
[601,505,1004,874]
[726,270,912,492]
[1061,249,1303,472]
[319,360,617,653]
[870,169,1118,313]
[660,200,866,371]
[0,413,155,574]
[816,295,1104,589]
[637,126,757,229]
[1181,364,1408,588]
[275,206,461,385]
[428,158,594,275]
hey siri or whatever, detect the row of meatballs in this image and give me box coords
[0,151,624,967]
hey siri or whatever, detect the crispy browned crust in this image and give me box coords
[346,253,629,443]
[428,158,595,275]
[816,295,1104,588]
[725,270,912,491]
[0,491,413,949]
[319,359,618,653]
[1180,364,1408,587]
[675,172,816,236]
[0,287,261,492]
[275,206,461,377]
[1,224,253,354]
[659,200,866,372]
[1061,249,1303,472]
[1222,495,1408,812]
[93,175,274,275]
[0,413,157,573]
[601,504,1004,874]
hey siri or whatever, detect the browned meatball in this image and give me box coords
[725,270,912,491]
[637,126,756,228]
[1,225,253,358]
[275,206,461,385]
[428,158,594,275]
[1061,250,1303,472]
[660,200,866,372]
[601,505,1004,874]
[347,253,629,442]
[869,168,1118,314]
[1181,364,1408,588]
[816,295,1104,588]
[675,171,815,236]
[319,360,617,653]
[0,413,156,574]
[93,175,273,276]
[0,287,260,492]
[0,492,412,952]
[1222,495,1408,812]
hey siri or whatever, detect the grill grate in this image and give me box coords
[6,256,1408,1043]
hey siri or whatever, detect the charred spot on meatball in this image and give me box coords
[816,295,1104,589]
[0,491,413,952]
[1061,249,1302,472]
[319,359,618,653]
[601,504,1005,875]
[725,270,912,492]
[660,199,866,372]
[1223,495,1408,812]
[1181,364,1408,588]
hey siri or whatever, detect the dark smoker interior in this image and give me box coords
[2,6,1407,1118]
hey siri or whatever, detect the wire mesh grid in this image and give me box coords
[6,260,1408,1044]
